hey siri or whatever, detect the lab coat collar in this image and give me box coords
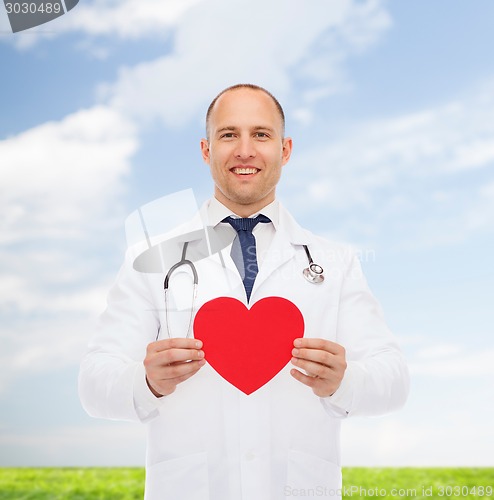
[202,198,309,245]
[277,202,314,246]
[130,197,313,283]
[250,206,309,298]
[206,197,280,229]
[200,198,315,304]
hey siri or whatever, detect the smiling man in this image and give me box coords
[200,85,292,217]
[79,84,409,500]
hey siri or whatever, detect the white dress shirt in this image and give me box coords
[206,197,279,269]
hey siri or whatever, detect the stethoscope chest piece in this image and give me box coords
[303,263,324,284]
[302,245,325,284]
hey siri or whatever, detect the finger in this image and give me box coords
[290,368,322,388]
[292,347,335,367]
[149,359,206,396]
[149,338,203,353]
[290,368,338,398]
[169,363,206,385]
[158,347,205,365]
[291,357,332,379]
[157,359,206,381]
[293,338,343,354]
[143,349,204,376]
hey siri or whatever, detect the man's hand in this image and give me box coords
[144,338,206,397]
[290,338,347,397]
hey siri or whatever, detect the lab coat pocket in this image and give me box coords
[145,452,209,500]
[286,449,341,499]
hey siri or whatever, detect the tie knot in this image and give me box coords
[223,214,271,233]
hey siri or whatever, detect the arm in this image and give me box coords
[292,251,409,417]
[144,337,205,398]
[78,252,204,423]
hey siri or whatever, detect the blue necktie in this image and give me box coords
[223,215,271,301]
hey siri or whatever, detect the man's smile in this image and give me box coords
[230,167,260,175]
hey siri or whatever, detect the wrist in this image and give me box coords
[145,376,164,398]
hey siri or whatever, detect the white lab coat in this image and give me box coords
[79,201,409,500]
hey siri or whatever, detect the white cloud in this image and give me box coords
[341,337,494,466]
[64,0,202,38]
[103,0,391,127]
[3,0,390,59]
[398,336,494,380]
[0,423,146,466]
[341,412,494,466]
[461,179,494,233]
[0,278,112,393]
[1,0,391,394]
[0,105,137,244]
[0,106,138,388]
[291,97,494,207]
[410,347,494,378]
[0,319,89,395]
[1,318,92,372]
[0,5,10,32]
[415,344,462,360]
[0,0,391,397]
[2,0,203,49]
[0,264,110,315]
[283,79,494,247]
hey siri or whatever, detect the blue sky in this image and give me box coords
[1,0,493,467]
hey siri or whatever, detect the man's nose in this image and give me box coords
[234,137,256,159]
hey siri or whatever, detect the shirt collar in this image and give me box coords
[207,197,280,230]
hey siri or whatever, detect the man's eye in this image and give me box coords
[221,133,235,139]
[255,132,268,138]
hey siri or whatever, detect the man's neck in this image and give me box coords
[213,195,275,218]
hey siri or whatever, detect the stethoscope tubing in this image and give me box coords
[302,245,325,284]
[161,242,324,338]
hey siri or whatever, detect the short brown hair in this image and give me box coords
[205,83,285,139]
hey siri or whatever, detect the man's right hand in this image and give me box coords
[143,338,206,397]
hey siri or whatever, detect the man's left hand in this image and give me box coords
[290,338,347,397]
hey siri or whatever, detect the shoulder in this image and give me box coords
[308,233,360,270]
[279,203,359,266]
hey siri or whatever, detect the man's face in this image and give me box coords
[200,88,292,217]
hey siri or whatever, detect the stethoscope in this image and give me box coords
[163,241,198,339]
[302,245,325,284]
[161,242,324,339]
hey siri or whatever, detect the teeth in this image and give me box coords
[233,168,258,175]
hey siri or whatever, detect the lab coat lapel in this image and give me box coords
[252,229,294,295]
[162,202,244,308]
[251,203,309,298]
[190,201,311,305]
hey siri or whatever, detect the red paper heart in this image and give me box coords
[193,296,304,395]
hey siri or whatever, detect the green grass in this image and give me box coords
[0,467,492,499]
[343,468,494,499]
[0,468,145,500]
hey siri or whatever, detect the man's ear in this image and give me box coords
[200,138,210,164]
[281,137,293,165]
